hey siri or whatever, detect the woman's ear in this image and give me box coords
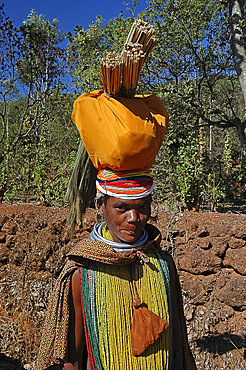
[98,203,105,216]
[95,197,104,216]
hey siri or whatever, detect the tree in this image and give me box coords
[228,0,246,102]
[142,0,246,205]
[0,7,71,202]
[18,11,64,95]
[17,11,67,149]
[141,0,245,149]
[227,0,246,152]
[0,9,67,160]
[0,3,22,159]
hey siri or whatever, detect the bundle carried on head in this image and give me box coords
[66,19,168,226]
[101,19,157,98]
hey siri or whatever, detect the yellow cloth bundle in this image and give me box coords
[71,90,169,171]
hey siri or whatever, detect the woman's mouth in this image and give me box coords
[121,228,141,240]
[123,228,137,234]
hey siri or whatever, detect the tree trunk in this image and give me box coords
[228,0,246,154]
[228,0,246,105]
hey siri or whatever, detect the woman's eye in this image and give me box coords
[139,205,149,211]
[116,206,125,212]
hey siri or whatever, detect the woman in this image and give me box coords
[37,170,197,370]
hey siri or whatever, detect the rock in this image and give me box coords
[230,224,246,239]
[180,271,210,304]
[177,246,221,274]
[194,236,229,256]
[210,237,229,256]
[223,247,246,275]
[201,273,218,291]
[215,273,246,309]
[196,236,212,250]
[209,222,233,237]
[215,271,228,289]
[196,225,209,237]
[228,237,245,249]
[218,302,234,320]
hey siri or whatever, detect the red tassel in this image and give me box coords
[131,295,169,356]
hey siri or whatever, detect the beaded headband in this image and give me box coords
[96,169,154,199]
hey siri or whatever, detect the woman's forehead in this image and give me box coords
[108,195,151,206]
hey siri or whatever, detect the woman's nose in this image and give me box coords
[126,209,139,222]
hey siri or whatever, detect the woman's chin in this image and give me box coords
[118,231,140,243]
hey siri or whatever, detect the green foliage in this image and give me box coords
[202,173,226,211]
[176,131,203,209]
[152,123,245,210]
[0,87,79,204]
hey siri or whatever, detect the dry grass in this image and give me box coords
[0,264,54,368]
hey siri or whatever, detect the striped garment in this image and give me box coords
[79,253,170,369]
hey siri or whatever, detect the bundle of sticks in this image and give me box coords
[101,19,158,98]
[101,52,123,97]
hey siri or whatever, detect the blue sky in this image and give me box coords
[4,0,149,33]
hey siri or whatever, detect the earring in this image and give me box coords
[96,211,104,223]
[95,198,104,223]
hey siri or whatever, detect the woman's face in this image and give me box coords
[98,195,151,243]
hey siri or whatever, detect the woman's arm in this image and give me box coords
[63,269,85,370]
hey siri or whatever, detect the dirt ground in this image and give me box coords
[0,202,245,369]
